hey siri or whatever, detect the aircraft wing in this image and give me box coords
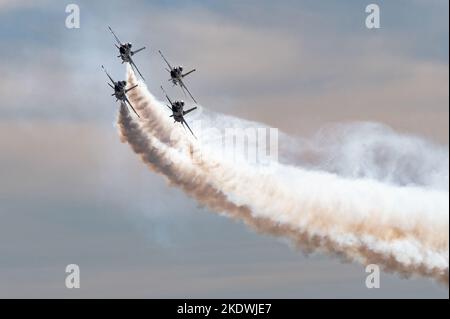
[101,65,115,85]
[129,57,145,81]
[108,26,122,45]
[183,106,197,115]
[132,47,146,55]
[158,50,173,70]
[182,118,196,139]
[182,69,196,78]
[126,84,138,93]
[125,96,140,118]
[179,78,197,103]
[179,83,187,99]
[160,86,173,106]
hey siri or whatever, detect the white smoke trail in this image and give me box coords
[119,68,449,284]
[280,122,449,191]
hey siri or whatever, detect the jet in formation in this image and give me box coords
[102,65,140,118]
[104,27,200,137]
[108,26,146,80]
[161,86,197,138]
[159,50,197,103]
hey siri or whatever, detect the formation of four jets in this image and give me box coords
[102,26,198,137]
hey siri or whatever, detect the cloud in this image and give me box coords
[0,0,448,297]
[233,58,449,143]
[0,1,447,145]
[0,0,48,12]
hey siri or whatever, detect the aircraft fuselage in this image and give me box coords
[114,84,127,101]
[171,102,184,121]
[118,44,132,63]
[170,67,183,80]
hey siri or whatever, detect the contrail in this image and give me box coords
[119,67,449,284]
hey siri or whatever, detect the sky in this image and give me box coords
[0,0,448,298]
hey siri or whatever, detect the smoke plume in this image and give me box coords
[117,67,449,285]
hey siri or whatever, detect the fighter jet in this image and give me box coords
[108,26,146,80]
[102,65,140,118]
[161,86,197,138]
[158,50,197,103]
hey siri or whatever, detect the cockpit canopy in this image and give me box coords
[174,100,184,108]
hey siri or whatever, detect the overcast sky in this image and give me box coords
[0,0,448,298]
